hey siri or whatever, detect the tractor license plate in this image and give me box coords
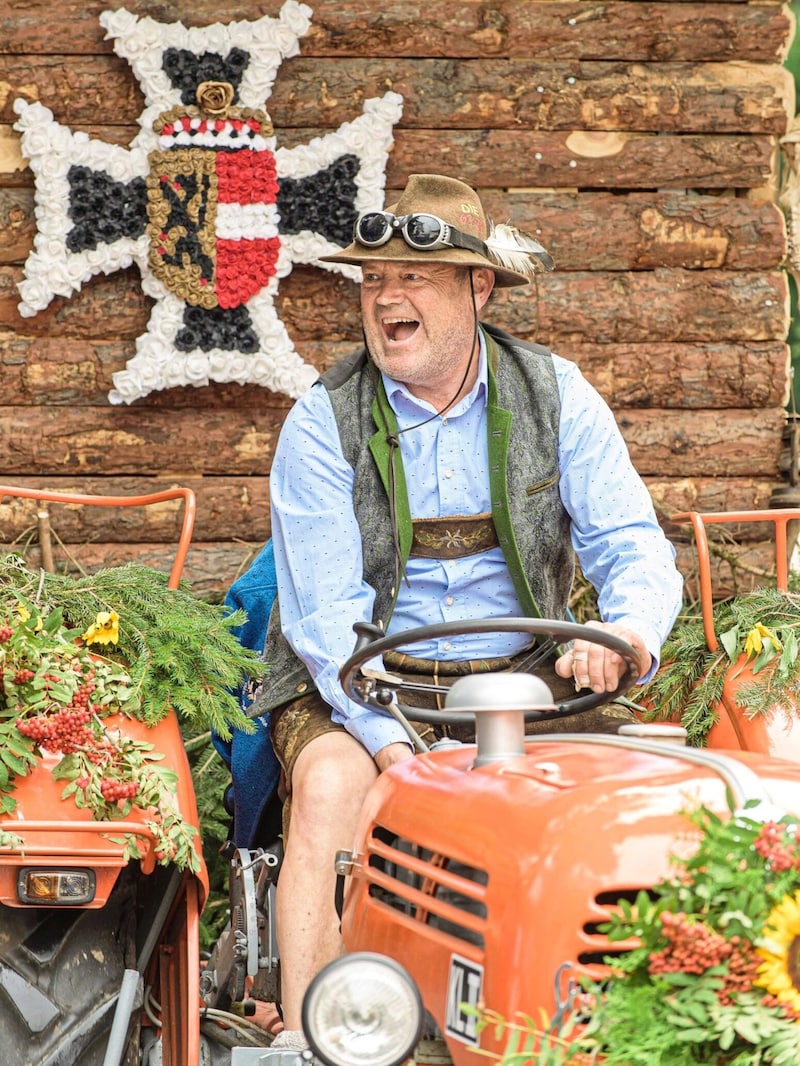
[445,953,484,1046]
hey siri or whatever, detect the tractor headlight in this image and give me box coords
[17,867,96,905]
[302,952,423,1066]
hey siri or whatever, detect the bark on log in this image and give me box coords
[0,2,791,63]
[0,475,271,542]
[4,56,793,134]
[0,474,783,544]
[0,536,783,602]
[562,342,789,409]
[0,335,788,410]
[2,188,786,272]
[644,478,784,521]
[614,409,784,477]
[0,405,784,477]
[0,266,789,345]
[1,124,779,192]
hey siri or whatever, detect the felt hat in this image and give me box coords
[322,173,554,287]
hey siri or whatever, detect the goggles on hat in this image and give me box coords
[353,211,489,256]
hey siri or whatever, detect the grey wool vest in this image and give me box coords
[250,323,574,718]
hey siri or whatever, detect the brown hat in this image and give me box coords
[322,173,554,288]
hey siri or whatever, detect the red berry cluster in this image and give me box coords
[760,991,800,1022]
[99,778,139,803]
[648,908,759,1006]
[754,822,800,872]
[649,911,761,1006]
[717,938,761,1005]
[154,842,178,863]
[0,624,13,643]
[649,911,730,976]
[12,668,35,685]
[15,674,101,754]
[17,708,94,753]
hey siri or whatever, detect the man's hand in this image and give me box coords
[374,741,415,773]
[554,620,652,694]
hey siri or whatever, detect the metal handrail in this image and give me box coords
[0,485,196,588]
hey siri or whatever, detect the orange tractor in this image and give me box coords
[298,510,800,1066]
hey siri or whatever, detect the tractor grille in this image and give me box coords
[365,825,488,948]
[578,887,657,967]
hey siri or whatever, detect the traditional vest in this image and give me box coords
[249,323,573,717]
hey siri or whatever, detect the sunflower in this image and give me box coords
[755,891,800,1013]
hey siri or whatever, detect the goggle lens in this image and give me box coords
[355,212,392,246]
[403,214,443,248]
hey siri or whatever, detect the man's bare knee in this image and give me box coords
[290,731,377,823]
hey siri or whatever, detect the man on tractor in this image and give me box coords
[251,173,684,1050]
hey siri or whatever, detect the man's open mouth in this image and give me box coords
[382,318,419,343]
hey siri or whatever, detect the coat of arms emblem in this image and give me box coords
[14,2,402,403]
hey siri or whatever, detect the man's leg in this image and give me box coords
[276,729,378,1031]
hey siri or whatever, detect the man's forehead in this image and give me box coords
[360,259,472,278]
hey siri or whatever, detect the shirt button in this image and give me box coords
[444,470,453,479]
[446,596,454,606]
[444,641,453,651]
[296,682,308,693]
[442,418,448,426]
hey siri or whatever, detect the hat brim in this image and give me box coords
[320,241,531,288]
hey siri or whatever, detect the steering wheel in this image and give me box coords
[339,617,640,725]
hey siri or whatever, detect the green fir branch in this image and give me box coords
[0,554,263,739]
[640,586,800,744]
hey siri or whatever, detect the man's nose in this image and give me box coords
[375,277,405,302]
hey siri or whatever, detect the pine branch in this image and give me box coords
[0,555,263,739]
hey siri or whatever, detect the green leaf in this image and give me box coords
[776,627,799,680]
[719,625,741,660]
[752,641,779,675]
[0,749,30,775]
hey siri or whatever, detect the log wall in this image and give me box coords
[0,0,796,598]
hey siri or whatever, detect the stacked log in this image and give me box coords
[0,0,795,598]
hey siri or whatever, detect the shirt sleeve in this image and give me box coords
[554,356,684,679]
[269,384,414,757]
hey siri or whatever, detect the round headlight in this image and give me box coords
[302,952,423,1066]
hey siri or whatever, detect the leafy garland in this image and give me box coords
[0,554,263,870]
[639,586,800,745]
[475,805,800,1065]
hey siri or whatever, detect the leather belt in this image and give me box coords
[410,513,498,559]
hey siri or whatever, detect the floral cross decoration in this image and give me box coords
[13,2,402,404]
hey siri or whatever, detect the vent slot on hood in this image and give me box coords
[578,887,658,966]
[365,825,489,948]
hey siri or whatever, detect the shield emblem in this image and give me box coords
[146,110,281,310]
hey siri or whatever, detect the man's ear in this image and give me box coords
[471,267,496,310]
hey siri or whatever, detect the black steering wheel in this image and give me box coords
[339,617,640,725]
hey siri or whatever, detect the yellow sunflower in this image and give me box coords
[755,891,800,1013]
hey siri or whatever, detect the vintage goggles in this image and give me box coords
[353,211,489,256]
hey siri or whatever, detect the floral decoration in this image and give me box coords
[13,3,403,403]
[0,599,201,869]
[641,586,800,744]
[0,556,264,873]
[478,805,800,1065]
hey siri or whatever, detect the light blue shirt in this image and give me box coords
[269,334,683,756]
